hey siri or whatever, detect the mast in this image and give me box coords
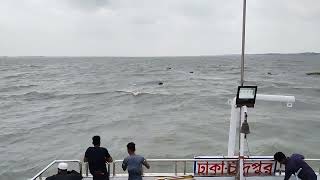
[240,0,246,86]
[238,1,247,180]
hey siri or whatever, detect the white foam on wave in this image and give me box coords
[116,89,144,96]
[132,91,142,96]
[116,89,171,96]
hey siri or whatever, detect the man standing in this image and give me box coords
[85,136,113,180]
[274,152,317,180]
[122,142,150,180]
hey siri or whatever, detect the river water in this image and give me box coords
[0,54,319,179]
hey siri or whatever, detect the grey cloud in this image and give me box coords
[0,0,319,56]
[65,0,109,11]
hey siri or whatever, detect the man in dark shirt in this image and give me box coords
[274,152,317,180]
[84,136,113,180]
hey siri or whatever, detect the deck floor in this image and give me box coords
[79,176,320,180]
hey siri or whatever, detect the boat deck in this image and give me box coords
[79,176,319,180]
[30,158,320,180]
[80,173,320,180]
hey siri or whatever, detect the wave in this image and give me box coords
[116,89,171,97]
[62,91,113,97]
[14,91,57,100]
[27,65,42,68]
[3,74,27,79]
[1,90,115,101]
[192,76,232,81]
[0,84,37,92]
[3,71,37,79]
[132,80,166,86]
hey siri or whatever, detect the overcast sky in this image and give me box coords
[0,0,319,56]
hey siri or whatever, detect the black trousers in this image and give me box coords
[92,171,109,180]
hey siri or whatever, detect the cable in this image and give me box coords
[245,136,251,156]
[244,136,251,180]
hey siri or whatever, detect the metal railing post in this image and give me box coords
[79,162,82,175]
[174,161,178,175]
[39,174,42,180]
[142,166,144,176]
[183,161,187,175]
[85,162,89,177]
[113,162,116,177]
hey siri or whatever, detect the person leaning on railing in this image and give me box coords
[274,152,317,180]
[45,162,82,180]
[84,136,113,180]
[122,142,150,180]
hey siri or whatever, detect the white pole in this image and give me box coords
[228,98,240,156]
[239,0,247,178]
[240,0,247,86]
[239,106,247,180]
[256,94,295,103]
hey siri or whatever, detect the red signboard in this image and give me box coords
[194,156,275,177]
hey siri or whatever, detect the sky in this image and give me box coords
[0,0,319,56]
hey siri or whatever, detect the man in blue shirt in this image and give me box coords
[274,152,317,180]
[122,142,150,180]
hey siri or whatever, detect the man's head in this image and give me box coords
[92,136,100,146]
[274,152,287,164]
[127,142,136,155]
[57,162,68,174]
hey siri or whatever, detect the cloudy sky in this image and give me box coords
[0,0,319,56]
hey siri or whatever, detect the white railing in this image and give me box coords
[31,158,320,179]
[109,157,239,177]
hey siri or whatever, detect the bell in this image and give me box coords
[240,119,250,135]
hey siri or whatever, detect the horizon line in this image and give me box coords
[0,52,319,58]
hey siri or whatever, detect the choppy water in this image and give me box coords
[0,54,319,180]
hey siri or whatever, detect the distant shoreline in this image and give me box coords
[0,52,319,58]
